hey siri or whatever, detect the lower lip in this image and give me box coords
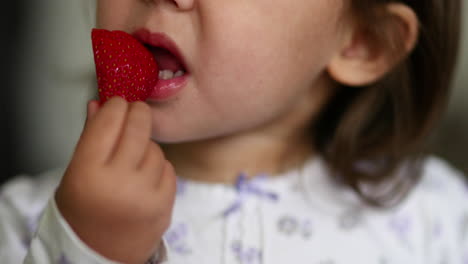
[147,74,189,101]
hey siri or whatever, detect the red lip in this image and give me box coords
[132,28,188,72]
[132,28,189,101]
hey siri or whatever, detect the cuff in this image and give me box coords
[24,197,169,264]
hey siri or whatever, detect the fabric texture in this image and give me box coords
[0,157,467,264]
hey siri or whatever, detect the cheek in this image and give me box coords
[195,4,341,113]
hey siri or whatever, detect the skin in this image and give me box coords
[95,0,347,181]
[56,0,418,263]
[56,99,177,264]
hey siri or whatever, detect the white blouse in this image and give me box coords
[0,157,467,264]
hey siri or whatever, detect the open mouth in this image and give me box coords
[145,45,188,80]
[133,29,190,100]
[132,29,189,81]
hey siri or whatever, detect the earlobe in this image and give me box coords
[327,3,419,87]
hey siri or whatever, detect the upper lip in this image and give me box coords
[132,28,188,72]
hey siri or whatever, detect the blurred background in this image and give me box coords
[0,0,467,183]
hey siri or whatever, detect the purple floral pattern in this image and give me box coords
[277,215,298,235]
[389,213,412,245]
[277,215,313,239]
[22,213,41,249]
[164,222,192,255]
[58,254,71,264]
[223,173,279,217]
[231,240,262,264]
[301,219,313,239]
[176,177,187,196]
[339,209,362,230]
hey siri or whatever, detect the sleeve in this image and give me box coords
[0,174,170,264]
[23,198,170,264]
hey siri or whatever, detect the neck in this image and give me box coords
[163,78,334,184]
[163,129,314,184]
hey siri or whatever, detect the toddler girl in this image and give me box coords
[1,0,467,263]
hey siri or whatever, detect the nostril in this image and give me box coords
[173,0,195,10]
[142,0,193,10]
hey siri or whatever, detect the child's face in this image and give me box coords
[97,0,347,143]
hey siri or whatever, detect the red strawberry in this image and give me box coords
[91,28,159,103]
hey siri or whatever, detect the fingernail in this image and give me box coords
[86,101,93,120]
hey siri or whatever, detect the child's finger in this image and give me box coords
[155,161,177,202]
[139,141,166,180]
[83,100,100,131]
[112,101,152,168]
[87,100,100,120]
[77,97,129,164]
[83,100,100,130]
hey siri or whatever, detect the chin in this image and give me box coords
[150,128,213,144]
[150,124,238,144]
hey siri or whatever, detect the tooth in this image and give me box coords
[159,70,174,80]
[174,70,185,77]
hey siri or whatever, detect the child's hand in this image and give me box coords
[55,97,177,264]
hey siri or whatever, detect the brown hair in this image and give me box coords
[314,0,462,207]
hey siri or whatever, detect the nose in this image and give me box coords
[144,0,194,11]
[173,0,194,10]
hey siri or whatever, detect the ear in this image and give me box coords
[327,3,419,87]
